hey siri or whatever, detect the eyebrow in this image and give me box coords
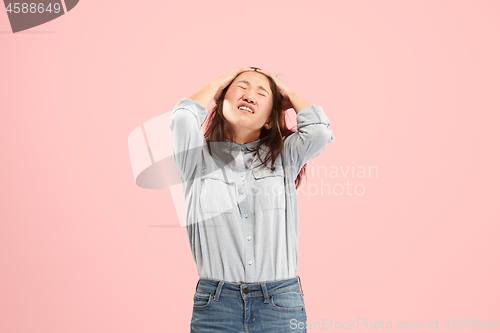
[235,80,270,95]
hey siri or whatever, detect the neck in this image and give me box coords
[224,129,260,145]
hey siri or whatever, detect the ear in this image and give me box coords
[263,119,272,130]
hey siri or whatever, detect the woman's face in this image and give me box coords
[222,71,274,136]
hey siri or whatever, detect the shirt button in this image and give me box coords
[248,259,253,265]
[247,236,252,241]
[239,189,244,194]
[240,173,245,177]
[243,213,248,218]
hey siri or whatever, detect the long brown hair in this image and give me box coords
[203,71,308,189]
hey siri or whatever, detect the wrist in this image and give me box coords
[287,90,299,100]
[190,81,220,109]
[205,80,221,94]
[288,92,311,114]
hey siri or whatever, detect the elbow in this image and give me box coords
[318,125,335,144]
[169,109,197,128]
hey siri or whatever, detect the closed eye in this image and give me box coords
[238,85,266,97]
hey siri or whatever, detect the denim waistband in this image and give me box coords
[194,276,304,302]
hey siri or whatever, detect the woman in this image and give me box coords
[168,67,335,332]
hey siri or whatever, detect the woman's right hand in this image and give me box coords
[189,67,255,109]
[213,67,255,102]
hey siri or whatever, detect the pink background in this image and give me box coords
[1,0,499,332]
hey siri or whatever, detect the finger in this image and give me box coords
[255,68,272,77]
[255,68,279,82]
[255,69,286,92]
[241,67,256,74]
[230,67,253,80]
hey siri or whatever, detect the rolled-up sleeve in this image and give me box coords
[168,98,208,182]
[282,106,335,180]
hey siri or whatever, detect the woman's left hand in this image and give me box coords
[255,69,294,111]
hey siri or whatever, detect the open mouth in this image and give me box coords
[238,106,254,114]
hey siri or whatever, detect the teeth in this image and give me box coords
[238,106,254,113]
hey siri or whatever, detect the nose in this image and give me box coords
[243,94,255,104]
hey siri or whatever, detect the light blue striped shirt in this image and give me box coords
[168,98,334,283]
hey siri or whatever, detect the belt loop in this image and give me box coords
[214,281,224,301]
[260,283,269,303]
[297,276,304,294]
[195,280,200,292]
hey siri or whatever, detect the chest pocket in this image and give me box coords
[252,166,286,211]
[200,168,236,214]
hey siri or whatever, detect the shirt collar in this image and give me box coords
[223,137,261,152]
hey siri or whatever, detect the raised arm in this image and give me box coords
[255,69,335,179]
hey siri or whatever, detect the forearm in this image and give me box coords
[189,81,220,109]
[289,92,312,114]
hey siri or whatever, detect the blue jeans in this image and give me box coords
[190,276,308,332]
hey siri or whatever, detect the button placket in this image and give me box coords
[233,148,256,282]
